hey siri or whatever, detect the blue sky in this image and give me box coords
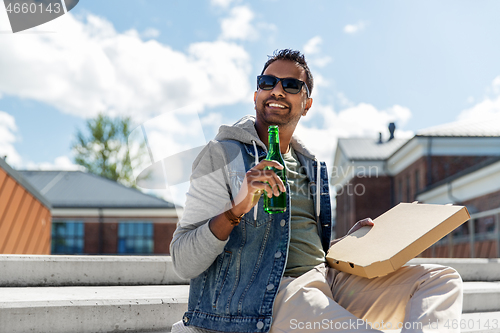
[1,0,500,205]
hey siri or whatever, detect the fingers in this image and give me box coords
[354,218,374,230]
[264,169,286,194]
[246,166,286,195]
[250,179,276,198]
[250,178,283,197]
[358,218,374,226]
[232,159,287,213]
[253,159,284,170]
[347,218,374,235]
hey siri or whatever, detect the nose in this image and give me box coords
[270,80,286,98]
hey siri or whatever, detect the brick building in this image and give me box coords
[417,157,500,258]
[332,116,500,258]
[19,170,178,255]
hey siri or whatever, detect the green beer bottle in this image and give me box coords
[264,125,287,214]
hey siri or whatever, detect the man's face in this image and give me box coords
[254,60,312,128]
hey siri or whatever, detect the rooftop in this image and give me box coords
[417,114,500,137]
[0,158,51,209]
[338,138,409,161]
[337,115,500,163]
[19,170,174,209]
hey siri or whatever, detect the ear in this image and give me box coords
[302,97,313,116]
[253,91,257,104]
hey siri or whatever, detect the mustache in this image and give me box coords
[264,97,290,108]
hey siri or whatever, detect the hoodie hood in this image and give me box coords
[214,115,316,160]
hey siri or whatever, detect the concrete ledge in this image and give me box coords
[407,258,500,282]
[1,283,499,333]
[0,285,189,333]
[1,256,499,287]
[463,282,500,313]
[0,255,189,287]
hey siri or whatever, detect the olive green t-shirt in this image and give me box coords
[283,147,326,277]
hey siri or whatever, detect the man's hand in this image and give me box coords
[231,159,286,216]
[209,159,286,241]
[346,217,374,235]
[329,218,374,247]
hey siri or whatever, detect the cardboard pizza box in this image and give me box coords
[326,202,470,279]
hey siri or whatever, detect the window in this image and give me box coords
[452,223,468,237]
[483,217,495,233]
[117,222,154,254]
[51,221,84,254]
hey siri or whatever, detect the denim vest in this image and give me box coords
[182,139,332,333]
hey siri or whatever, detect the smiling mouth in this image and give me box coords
[266,102,288,109]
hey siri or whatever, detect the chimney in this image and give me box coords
[388,122,396,141]
[378,132,383,144]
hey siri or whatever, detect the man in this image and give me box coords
[170,49,463,333]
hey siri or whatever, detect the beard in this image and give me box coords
[255,98,298,127]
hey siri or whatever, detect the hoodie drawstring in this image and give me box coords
[251,140,320,219]
[316,159,321,218]
[252,140,259,221]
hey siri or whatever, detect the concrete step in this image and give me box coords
[0,255,497,287]
[1,282,499,333]
[408,258,500,282]
[0,255,189,287]
[463,282,500,313]
[0,285,189,333]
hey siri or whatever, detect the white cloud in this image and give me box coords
[458,96,500,121]
[311,56,332,68]
[0,111,82,170]
[304,36,322,55]
[24,156,84,171]
[303,36,332,68]
[211,0,238,9]
[0,10,254,206]
[256,22,278,45]
[296,103,413,169]
[0,12,252,122]
[336,92,354,108]
[458,75,500,121]
[219,5,256,41]
[141,27,160,39]
[312,74,329,91]
[492,75,500,95]
[126,105,211,207]
[344,21,366,34]
[0,111,22,167]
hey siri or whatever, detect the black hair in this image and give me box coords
[261,49,314,96]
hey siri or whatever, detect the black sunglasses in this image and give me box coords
[257,75,310,97]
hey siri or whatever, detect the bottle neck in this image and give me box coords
[268,130,280,155]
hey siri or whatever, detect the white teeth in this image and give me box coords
[268,103,285,108]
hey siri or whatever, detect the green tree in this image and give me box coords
[72,113,145,188]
